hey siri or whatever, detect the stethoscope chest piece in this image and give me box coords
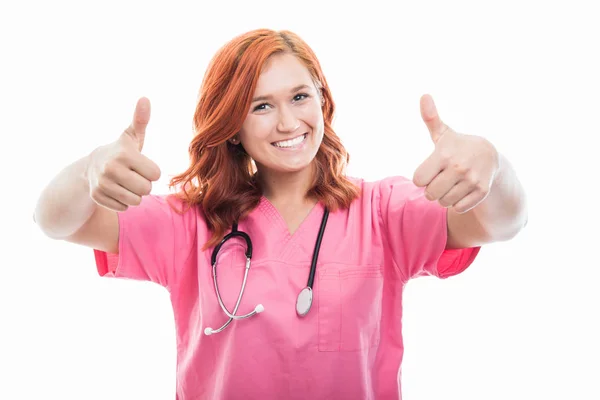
[296,286,313,317]
[206,208,328,334]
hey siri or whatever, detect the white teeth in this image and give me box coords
[273,134,306,148]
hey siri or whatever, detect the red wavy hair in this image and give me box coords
[168,29,360,250]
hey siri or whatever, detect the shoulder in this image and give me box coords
[345,175,441,227]
[346,175,420,203]
[131,193,208,236]
[132,193,196,220]
[164,193,208,227]
[147,193,213,258]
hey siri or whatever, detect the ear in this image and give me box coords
[317,88,324,105]
[229,135,240,145]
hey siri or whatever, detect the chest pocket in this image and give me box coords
[316,264,384,352]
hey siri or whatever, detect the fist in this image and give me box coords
[413,94,499,214]
[87,97,161,212]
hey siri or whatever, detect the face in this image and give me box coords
[235,53,325,175]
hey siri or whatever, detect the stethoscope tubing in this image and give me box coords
[213,257,259,320]
[206,207,329,335]
[307,206,329,289]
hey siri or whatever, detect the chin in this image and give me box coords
[272,161,314,174]
[258,156,316,175]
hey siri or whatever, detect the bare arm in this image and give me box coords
[34,152,119,253]
[33,97,160,255]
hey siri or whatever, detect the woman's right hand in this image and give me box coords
[87,97,162,212]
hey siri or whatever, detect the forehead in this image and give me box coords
[254,53,315,95]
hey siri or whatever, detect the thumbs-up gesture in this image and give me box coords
[87,97,162,212]
[412,94,499,214]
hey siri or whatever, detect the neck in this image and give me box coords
[256,164,316,206]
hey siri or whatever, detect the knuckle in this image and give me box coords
[114,148,131,163]
[116,188,140,206]
[475,183,489,194]
[113,191,128,205]
[469,180,487,194]
[439,150,452,163]
[465,171,479,186]
[97,176,111,191]
[102,161,119,178]
[451,162,468,176]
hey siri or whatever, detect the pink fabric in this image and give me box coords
[94,176,480,399]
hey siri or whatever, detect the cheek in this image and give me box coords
[241,117,274,142]
[311,112,325,135]
[302,105,324,131]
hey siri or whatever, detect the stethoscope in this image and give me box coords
[204,207,329,336]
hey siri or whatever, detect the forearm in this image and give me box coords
[34,153,99,239]
[467,153,528,241]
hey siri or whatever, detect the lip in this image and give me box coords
[271,132,308,147]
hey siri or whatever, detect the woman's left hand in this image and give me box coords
[412,94,500,214]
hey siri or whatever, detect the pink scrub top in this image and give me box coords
[94,176,480,400]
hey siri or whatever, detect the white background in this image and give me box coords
[1,0,598,399]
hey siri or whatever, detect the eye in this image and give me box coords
[293,93,309,102]
[253,103,271,112]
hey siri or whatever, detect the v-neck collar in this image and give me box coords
[257,195,325,259]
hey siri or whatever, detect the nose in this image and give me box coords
[276,105,300,133]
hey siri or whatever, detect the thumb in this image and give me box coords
[420,94,447,144]
[123,97,151,152]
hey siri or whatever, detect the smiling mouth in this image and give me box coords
[271,133,308,148]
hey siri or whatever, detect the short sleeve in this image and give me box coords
[93,194,197,290]
[377,176,480,281]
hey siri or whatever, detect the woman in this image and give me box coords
[34,29,527,399]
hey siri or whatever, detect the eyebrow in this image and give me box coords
[251,84,312,103]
